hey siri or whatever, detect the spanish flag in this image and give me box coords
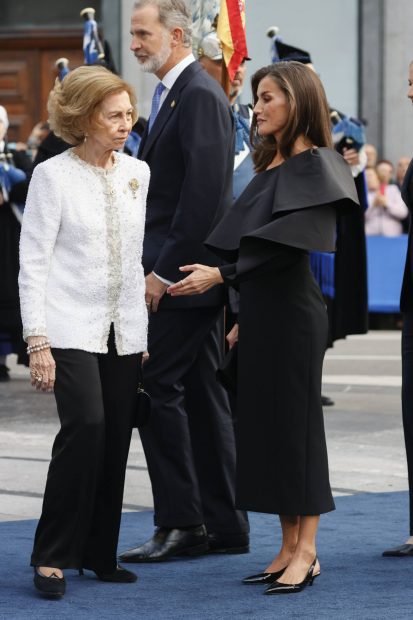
[217,0,249,81]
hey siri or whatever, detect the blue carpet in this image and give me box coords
[1,492,412,620]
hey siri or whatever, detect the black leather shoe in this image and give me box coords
[265,557,319,595]
[242,567,286,585]
[382,543,413,557]
[321,394,334,406]
[119,526,209,563]
[33,567,66,597]
[207,532,249,554]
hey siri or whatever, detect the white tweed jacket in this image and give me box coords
[19,149,149,355]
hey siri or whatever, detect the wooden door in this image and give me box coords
[0,30,83,143]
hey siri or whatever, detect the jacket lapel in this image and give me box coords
[139,62,202,161]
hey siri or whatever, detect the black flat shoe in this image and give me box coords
[119,526,209,563]
[265,557,318,595]
[242,566,287,585]
[321,394,334,406]
[80,564,137,583]
[382,543,413,557]
[33,567,65,597]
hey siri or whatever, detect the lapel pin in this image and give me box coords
[170,100,176,108]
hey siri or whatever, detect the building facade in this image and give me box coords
[1,0,412,165]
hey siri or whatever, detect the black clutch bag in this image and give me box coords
[133,383,151,428]
[216,343,238,395]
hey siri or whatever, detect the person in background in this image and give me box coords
[365,166,408,236]
[26,122,50,160]
[365,143,378,169]
[198,29,254,200]
[396,156,411,190]
[383,60,413,558]
[19,65,149,597]
[0,104,31,381]
[376,159,395,185]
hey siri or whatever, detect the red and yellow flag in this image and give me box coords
[217,0,249,81]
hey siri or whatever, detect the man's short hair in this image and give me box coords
[134,0,192,47]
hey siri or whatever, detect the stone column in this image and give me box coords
[360,0,413,162]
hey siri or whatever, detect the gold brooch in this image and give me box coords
[128,178,139,199]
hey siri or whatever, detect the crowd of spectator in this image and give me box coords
[364,143,410,236]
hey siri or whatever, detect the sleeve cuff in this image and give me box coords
[153,272,174,286]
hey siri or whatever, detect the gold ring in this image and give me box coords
[180,280,184,287]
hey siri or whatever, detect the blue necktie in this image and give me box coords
[148,82,166,132]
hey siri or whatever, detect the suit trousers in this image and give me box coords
[31,327,141,571]
[402,312,413,535]
[140,308,248,533]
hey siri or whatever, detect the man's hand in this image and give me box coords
[145,272,167,313]
[342,147,360,167]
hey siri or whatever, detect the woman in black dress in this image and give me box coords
[168,62,358,594]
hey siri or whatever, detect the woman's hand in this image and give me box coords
[167,265,223,296]
[27,336,56,392]
[373,192,387,208]
[226,323,239,350]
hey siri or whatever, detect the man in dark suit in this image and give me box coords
[119,0,248,563]
[383,153,413,558]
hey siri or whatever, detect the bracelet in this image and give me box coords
[27,340,51,355]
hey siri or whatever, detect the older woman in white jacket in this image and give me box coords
[19,66,149,597]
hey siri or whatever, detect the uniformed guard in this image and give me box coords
[198,29,254,200]
[80,7,105,65]
[54,57,70,82]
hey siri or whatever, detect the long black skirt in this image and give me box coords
[235,250,335,516]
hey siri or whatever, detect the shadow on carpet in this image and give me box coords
[1,491,412,620]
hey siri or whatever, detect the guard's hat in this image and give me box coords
[198,32,222,60]
[80,7,96,17]
[273,40,312,64]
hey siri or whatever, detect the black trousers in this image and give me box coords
[140,308,248,533]
[402,312,413,535]
[31,327,141,571]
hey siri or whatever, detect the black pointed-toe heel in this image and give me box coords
[264,557,318,595]
[242,566,287,585]
[82,564,137,583]
[33,567,66,597]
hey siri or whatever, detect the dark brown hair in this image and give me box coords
[250,62,333,172]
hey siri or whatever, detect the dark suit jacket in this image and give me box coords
[138,61,235,309]
[400,158,413,312]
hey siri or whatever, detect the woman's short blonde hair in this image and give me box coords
[47,65,138,145]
